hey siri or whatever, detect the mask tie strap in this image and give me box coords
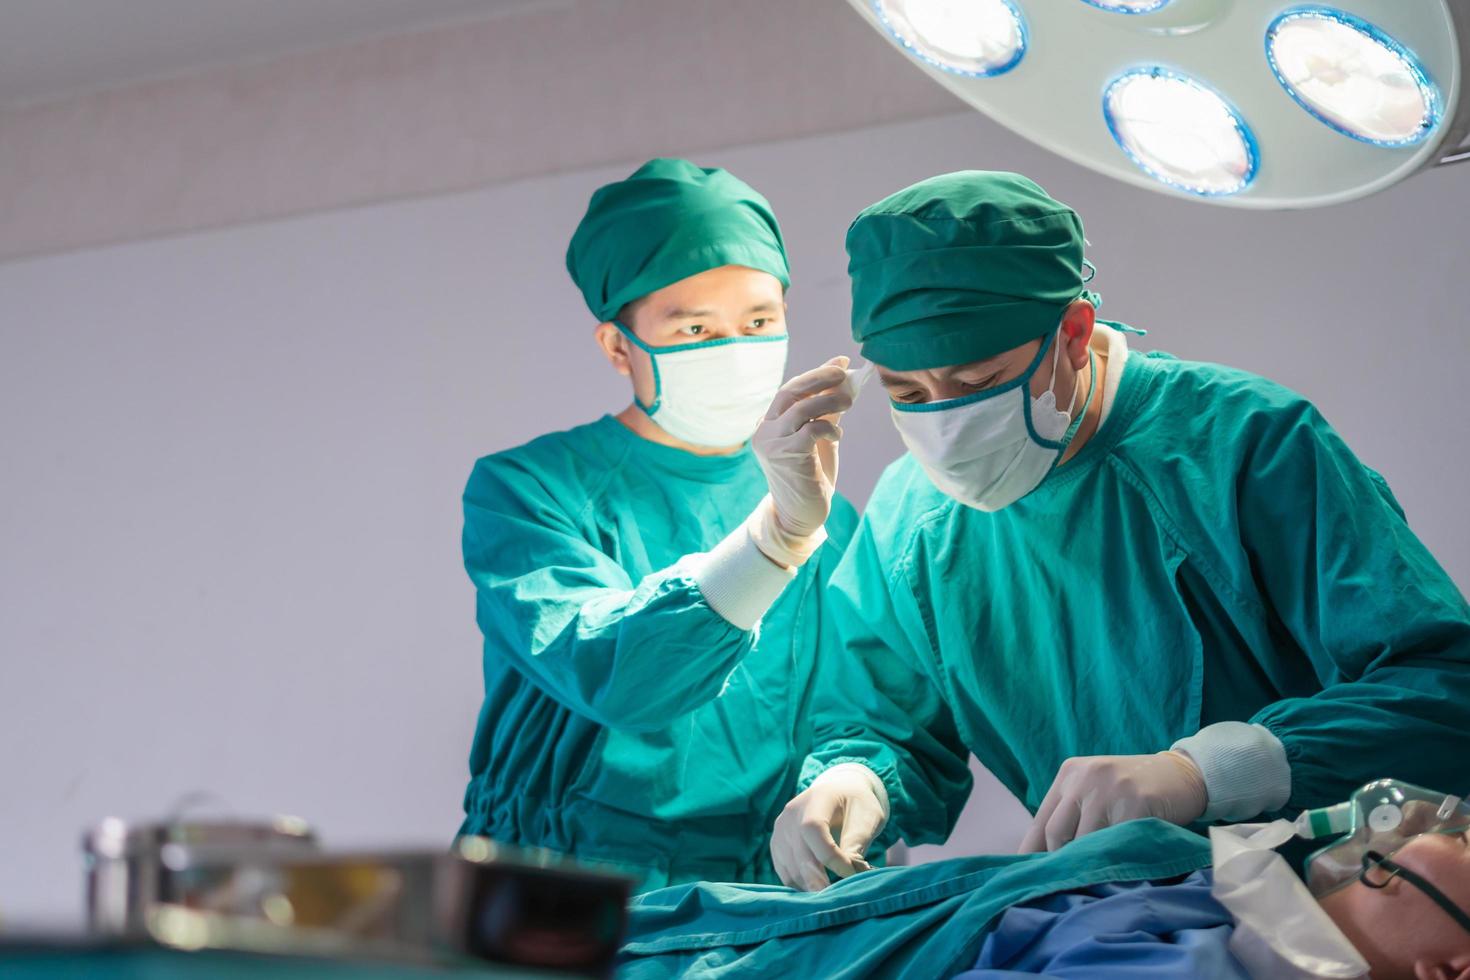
[1060,349,1097,449]
[1067,344,1095,419]
[1047,325,1065,395]
[614,320,663,416]
[1050,326,1096,422]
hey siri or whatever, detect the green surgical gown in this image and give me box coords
[460,414,857,888]
[805,348,1470,848]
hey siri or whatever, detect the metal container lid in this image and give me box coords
[84,816,315,861]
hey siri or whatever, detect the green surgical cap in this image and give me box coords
[847,171,1096,370]
[566,158,790,322]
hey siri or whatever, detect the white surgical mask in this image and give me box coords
[617,322,788,448]
[890,329,1093,512]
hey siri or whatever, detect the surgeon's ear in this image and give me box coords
[594,321,632,377]
[1060,299,1096,371]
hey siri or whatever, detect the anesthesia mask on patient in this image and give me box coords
[1296,779,1470,933]
[1210,778,1470,979]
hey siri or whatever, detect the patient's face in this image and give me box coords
[1319,831,1470,980]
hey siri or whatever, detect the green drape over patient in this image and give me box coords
[621,819,1214,978]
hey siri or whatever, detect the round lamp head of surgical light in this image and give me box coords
[872,0,1027,78]
[1103,68,1259,197]
[1079,0,1173,14]
[846,0,1469,208]
[1267,7,1443,147]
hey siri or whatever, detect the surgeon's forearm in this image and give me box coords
[1172,722,1291,822]
[691,498,823,631]
[500,569,756,732]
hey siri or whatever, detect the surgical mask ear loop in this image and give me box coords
[1046,327,1068,409]
[1049,326,1091,420]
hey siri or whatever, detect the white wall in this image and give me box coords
[3,110,1467,924]
[0,0,955,262]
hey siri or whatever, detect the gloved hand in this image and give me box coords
[1018,751,1208,854]
[771,763,889,892]
[749,356,855,568]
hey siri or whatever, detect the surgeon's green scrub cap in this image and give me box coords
[566,158,790,322]
[847,171,1097,371]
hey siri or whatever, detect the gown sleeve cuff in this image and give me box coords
[690,515,797,632]
[1172,722,1292,822]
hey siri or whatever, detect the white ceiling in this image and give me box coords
[0,0,567,106]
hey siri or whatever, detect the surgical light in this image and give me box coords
[845,0,1470,208]
[1267,7,1442,147]
[1080,0,1173,13]
[872,0,1027,78]
[1103,68,1258,196]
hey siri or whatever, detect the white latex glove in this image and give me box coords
[771,763,889,892]
[1018,751,1208,854]
[749,357,855,568]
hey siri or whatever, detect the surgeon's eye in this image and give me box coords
[682,324,706,337]
[748,318,773,331]
[960,373,1002,392]
[890,390,926,404]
